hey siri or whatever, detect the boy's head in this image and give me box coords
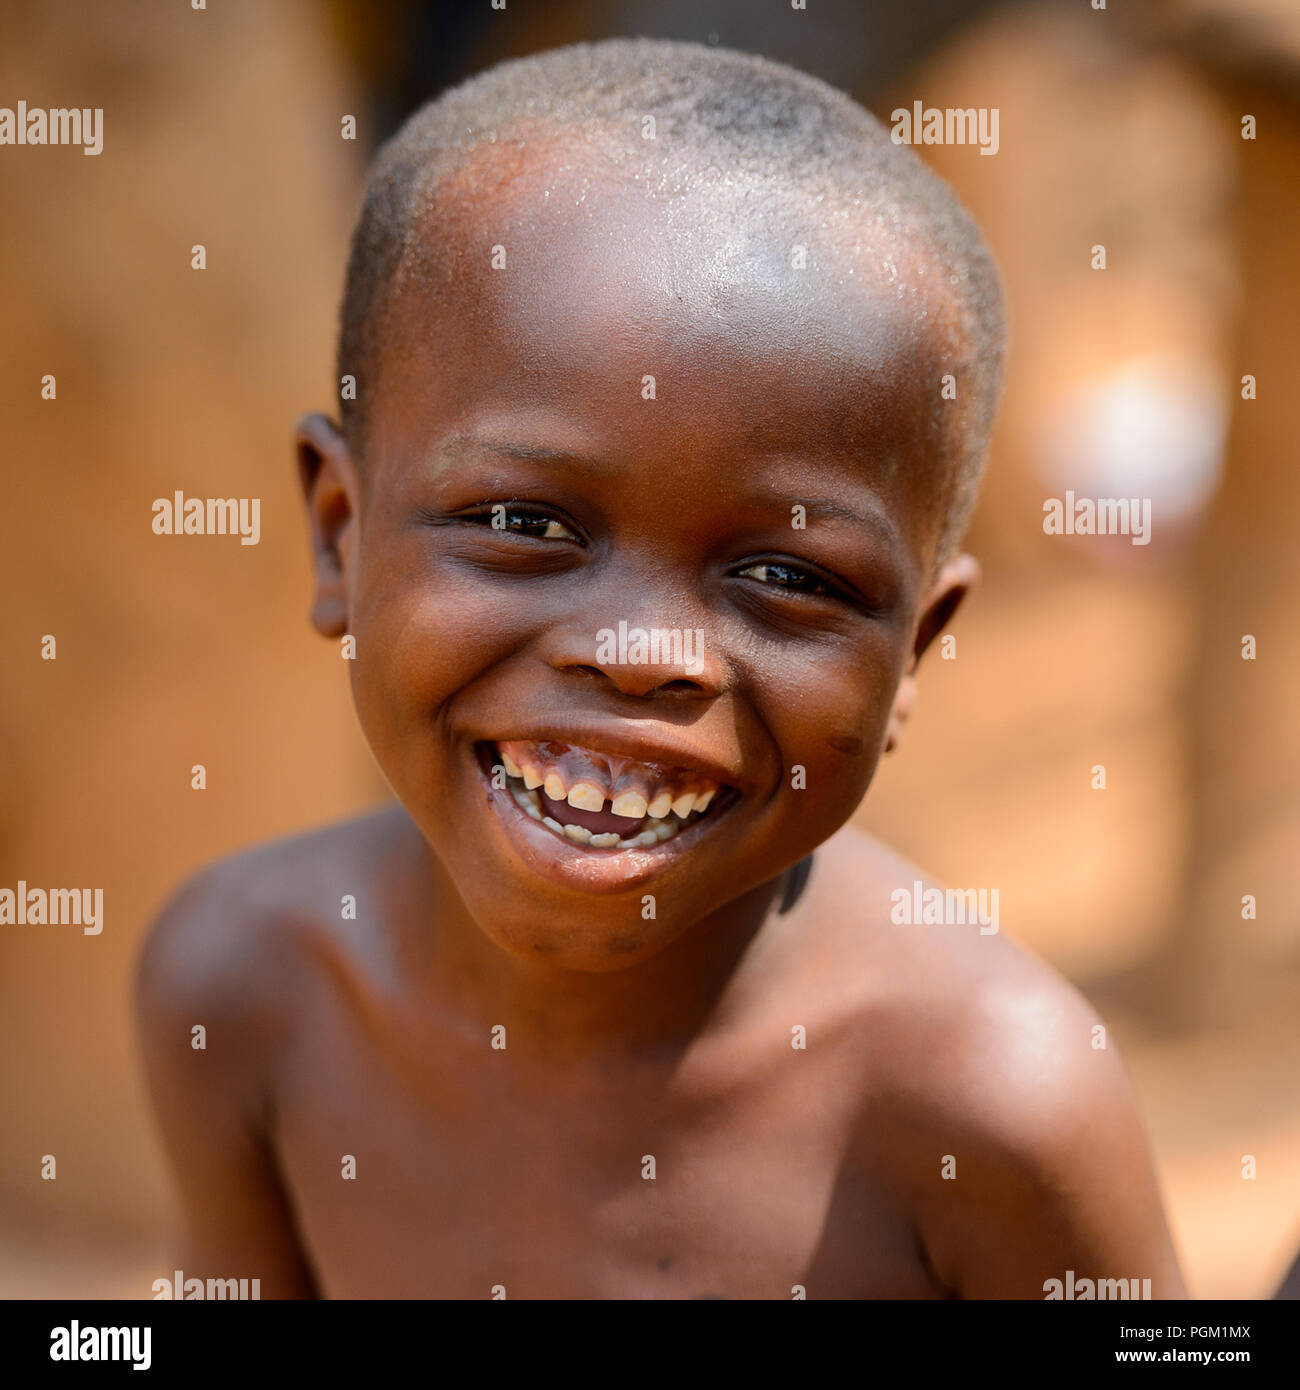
[298,38,1005,970]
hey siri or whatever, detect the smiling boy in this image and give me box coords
[137,39,1186,1299]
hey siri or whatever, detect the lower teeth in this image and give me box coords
[506,778,692,849]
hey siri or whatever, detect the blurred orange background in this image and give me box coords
[1,0,1297,1298]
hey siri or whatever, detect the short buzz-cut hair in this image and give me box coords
[337,36,1005,562]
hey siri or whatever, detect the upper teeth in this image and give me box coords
[492,738,727,851]
[610,791,647,818]
[512,780,683,848]
[566,782,606,813]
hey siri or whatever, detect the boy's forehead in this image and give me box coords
[377,136,962,541]
[416,134,959,379]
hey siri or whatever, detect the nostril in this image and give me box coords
[556,656,716,700]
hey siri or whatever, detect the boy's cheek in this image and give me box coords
[771,667,896,822]
[344,578,525,728]
[790,738,885,834]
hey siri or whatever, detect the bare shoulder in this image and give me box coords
[135,804,412,1052]
[133,809,412,1299]
[801,824,1186,1297]
[802,820,1090,1027]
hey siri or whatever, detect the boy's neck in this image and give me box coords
[408,834,800,1061]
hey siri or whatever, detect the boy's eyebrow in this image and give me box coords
[749,489,903,549]
[435,435,902,543]
[436,433,617,472]
[793,495,900,540]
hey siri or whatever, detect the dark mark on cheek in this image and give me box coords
[827,735,864,756]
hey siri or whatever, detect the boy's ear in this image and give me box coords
[884,552,979,755]
[295,412,359,639]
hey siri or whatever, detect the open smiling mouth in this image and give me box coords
[475,739,739,853]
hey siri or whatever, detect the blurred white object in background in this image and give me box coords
[1036,354,1229,547]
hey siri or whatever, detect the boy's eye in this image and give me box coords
[476,505,579,542]
[737,561,834,597]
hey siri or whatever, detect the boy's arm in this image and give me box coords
[909,981,1188,1300]
[135,872,319,1299]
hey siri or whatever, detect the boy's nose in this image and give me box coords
[540,620,728,700]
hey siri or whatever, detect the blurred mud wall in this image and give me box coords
[0,0,378,1261]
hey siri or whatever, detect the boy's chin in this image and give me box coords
[463,899,698,973]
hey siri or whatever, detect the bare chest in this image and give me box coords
[272,1008,939,1299]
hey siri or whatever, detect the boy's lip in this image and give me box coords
[466,734,745,895]
[473,723,745,793]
